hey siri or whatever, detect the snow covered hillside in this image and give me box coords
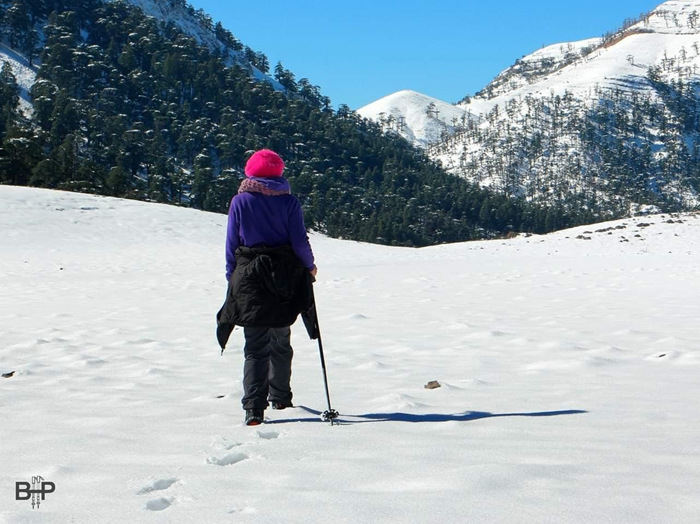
[439,0,700,208]
[360,0,700,215]
[1,186,699,523]
[459,0,700,112]
[0,43,37,116]
[470,37,604,101]
[357,90,473,148]
[0,0,280,117]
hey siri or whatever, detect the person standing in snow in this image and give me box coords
[216,149,317,426]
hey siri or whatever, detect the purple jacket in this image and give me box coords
[225,176,315,281]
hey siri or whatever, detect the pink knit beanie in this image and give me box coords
[244,149,285,177]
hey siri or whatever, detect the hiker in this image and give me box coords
[216,149,317,426]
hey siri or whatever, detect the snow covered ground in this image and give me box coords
[1,186,699,523]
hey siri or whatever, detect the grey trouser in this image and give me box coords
[241,326,293,410]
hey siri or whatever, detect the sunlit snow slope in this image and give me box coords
[458,0,700,116]
[357,90,473,147]
[1,186,699,523]
[0,44,37,116]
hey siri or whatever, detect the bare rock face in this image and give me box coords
[424,380,441,390]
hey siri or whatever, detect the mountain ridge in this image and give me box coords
[123,0,281,88]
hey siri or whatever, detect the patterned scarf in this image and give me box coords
[238,177,291,196]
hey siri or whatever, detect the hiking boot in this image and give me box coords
[270,400,294,410]
[245,409,264,426]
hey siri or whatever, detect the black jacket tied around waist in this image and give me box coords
[216,245,318,353]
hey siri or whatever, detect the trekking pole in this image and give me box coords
[314,302,339,425]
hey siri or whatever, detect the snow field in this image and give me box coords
[1,186,699,523]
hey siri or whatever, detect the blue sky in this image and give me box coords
[188,0,663,109]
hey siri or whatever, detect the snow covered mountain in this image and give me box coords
[460,0,700,111]
[356,90,474,148]
[360,0,700,216]
[2,185,700,523]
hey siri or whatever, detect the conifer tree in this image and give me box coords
[0,62,20,138]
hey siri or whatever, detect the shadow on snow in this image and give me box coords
[265,406,588,425]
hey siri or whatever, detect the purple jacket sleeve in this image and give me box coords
[225,198,240,281]
[288,197,315,269]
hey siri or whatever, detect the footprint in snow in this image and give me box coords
[138,478,178,495]
[256,430,279,440]
[145,497,172,511]
[211,436,244,450]
[206,452,249,466]
[229,507,257,515]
